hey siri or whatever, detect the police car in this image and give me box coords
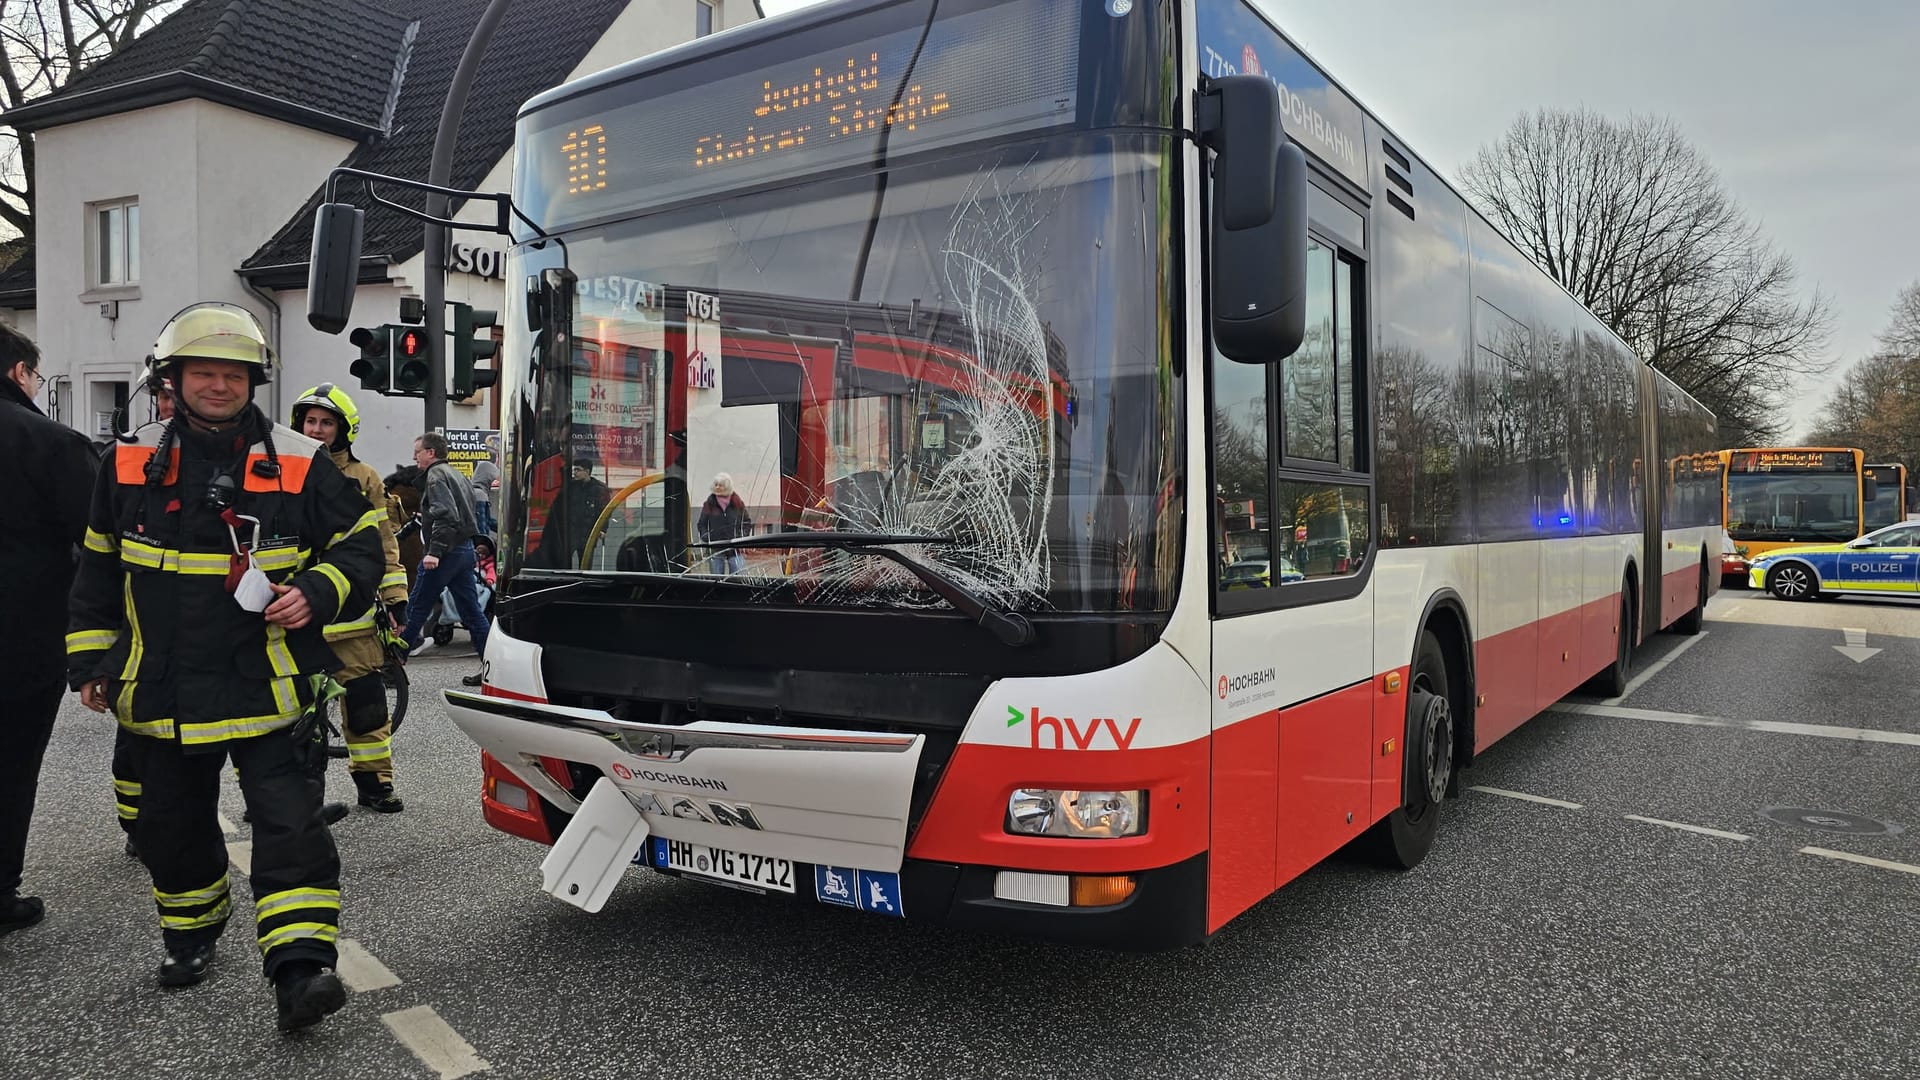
[1748,521,1920,600]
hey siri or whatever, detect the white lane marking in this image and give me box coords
[382,1005,492,1079]
[1469,786,1583,809]
[217,811,237,836]
[226,840,252,875]
[335,938,402,992]
[1602,630,1708,706]
[1623,814,1752,841]
[1799,847,1920,877]
[1834,626,1881,663]
[1558,703,1920,747]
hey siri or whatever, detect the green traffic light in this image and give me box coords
[450,302,500,400]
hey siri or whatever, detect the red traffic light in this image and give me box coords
[398,329,424,356]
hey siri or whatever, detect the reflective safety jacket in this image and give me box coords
[65,418,383,748]
[324,448,409,642]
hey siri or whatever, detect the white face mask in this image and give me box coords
[226,514,275,613]
[232,559,276,613]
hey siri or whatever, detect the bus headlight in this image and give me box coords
[1007,789,1057,834]
[1006,789,1144,838]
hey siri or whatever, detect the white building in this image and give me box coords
[1,0,760,471]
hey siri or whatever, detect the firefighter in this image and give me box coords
[110,371,172,858]
[110,376,353,850]
[65,302,382,1032]
[290,384,410,812]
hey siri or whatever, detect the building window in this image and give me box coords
[90,197,140,287]
[695,0,717,37]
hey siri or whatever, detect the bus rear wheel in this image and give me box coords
[1767,563,1817,601]
[1364,630,1453,870]
[1673,558,1707,636]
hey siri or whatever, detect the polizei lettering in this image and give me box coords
[634,769,728,793]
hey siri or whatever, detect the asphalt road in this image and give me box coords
[5,598,1918,1080]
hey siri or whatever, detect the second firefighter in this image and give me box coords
[291,384,410,812]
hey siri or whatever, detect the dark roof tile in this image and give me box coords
[44,0,414,130]
[243,0,630,276]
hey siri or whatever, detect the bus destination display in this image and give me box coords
[694,54,950,172]
[521,0,1080,229]
[1731,450,1854,473]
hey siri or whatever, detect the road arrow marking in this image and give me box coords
[1834,627,1881,663]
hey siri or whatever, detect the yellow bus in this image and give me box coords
[1721,447,1874,582]
[1863,463,1909,531]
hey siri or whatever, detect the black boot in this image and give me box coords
[0,894,44,937]
[158,942,216,987]
[352,772,404,814]
[319,802,351,825]
[274,961,347,1032]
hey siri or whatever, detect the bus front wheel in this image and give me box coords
[1585,588,1633,697]
[1364,630,1453,870]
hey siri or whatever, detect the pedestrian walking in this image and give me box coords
[65,302,382,1031]
[291,384,410,813]
[470,453,500,538]
[697,472,752,575]
[0,322,99,936]
[400,433,490,685]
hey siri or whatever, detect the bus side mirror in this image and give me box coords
[307,202,365,334]
[1201,76,1308,363]
[532,267,577,372]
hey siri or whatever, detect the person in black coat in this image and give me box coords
[697,472,752,575]
[0,323,98,936]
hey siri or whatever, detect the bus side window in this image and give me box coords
[1274,244,1371,582]
[1211,348,1274,593]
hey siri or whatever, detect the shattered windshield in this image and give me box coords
[508,132,1182,615]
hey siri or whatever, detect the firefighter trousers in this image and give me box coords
[135,725,341,978]
[113,726,143,834]
[332,633,393,784]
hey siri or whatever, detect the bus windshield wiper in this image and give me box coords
[497,573,625,616]
[713,531,1036,647]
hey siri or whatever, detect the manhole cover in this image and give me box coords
[1760,807,1901,836]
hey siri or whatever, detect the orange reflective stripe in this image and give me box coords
[243,453,311,493]
[114,445,178,485]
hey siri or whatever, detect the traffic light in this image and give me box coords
[349,325,392,393]
[449,302,499,401]
[393,325,430,394]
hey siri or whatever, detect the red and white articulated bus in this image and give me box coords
[409,0,1721,948]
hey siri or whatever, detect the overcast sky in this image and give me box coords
[758,0,1920,437]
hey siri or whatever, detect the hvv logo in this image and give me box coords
[1005,706,1141,751]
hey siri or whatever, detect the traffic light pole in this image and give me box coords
[422,0,513,433]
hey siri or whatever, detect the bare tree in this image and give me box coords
[1806,284,1920,463]
[1459,108,1832,445]
[1878,280,1920,358]
[0,0,179,238]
